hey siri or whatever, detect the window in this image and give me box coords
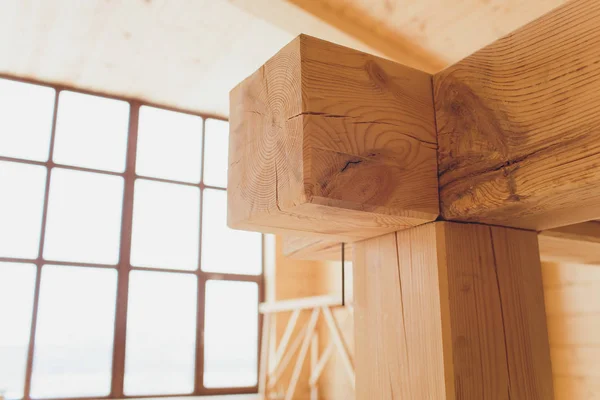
[0,77,263,400]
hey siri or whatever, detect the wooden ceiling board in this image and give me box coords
[294,0,570,65]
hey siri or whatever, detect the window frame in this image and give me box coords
[0,75,265,400]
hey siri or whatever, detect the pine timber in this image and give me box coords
[283,221,600,262]
[353,222,553,399]
[434,0,600,230]
[539,221,600,264]
[282,236,352,261]
[228,34,439,242]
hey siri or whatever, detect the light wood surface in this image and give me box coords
[282,236,348,262]
[279,0,567,68]
[229,34,439,241]
[259,295,342,314]
[353,222,553,399]
[543,261,600,399]
[539,222,600,264]
[258,313,271,399]
[435,0,600,230]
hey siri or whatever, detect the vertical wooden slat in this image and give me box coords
[310,332,319,400]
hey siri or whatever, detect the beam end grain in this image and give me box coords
[434,0,600,230]
[228,34,439,242]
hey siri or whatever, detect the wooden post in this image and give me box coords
[310,333,319,400]
[258,313,271,400]
[353,222,554,399]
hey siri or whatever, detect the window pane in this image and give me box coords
[124,271,197,395]
[204,280,258,388]
[130,180,199,270]
[30,265,117,398]
[0,262,36,400]
[203,119,229,188]
[43,169,124,264]
[0,161,47,259]
[202,189,261,275]
[136,106,202,183]
[0,79,55,161]
[53,91,130,172]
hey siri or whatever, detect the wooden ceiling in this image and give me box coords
[0,0,570,117]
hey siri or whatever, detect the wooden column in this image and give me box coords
[353,222,554,399]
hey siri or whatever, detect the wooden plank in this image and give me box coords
[539,222,600,264]
[310,333,319,400]
[259,295,342,314]
[228,34,439,242]
[282,236,349,261]
[282,221,600,263]
[353,222,553,399]
[268,0,445,72]
[434,0,600,230]
[258,313,271,399]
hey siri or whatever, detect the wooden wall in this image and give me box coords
[543,261,600,399]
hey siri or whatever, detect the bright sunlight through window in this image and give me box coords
[0,78,263,400]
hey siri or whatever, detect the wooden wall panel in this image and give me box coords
[542,262,600,399]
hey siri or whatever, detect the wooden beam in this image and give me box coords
[282,236,351,261]
[539,221,600,264]
[353,222,553,398]
[258,313,271,399]
[228,34,439,242]
[283,221,600,263]
[434,0,600,230]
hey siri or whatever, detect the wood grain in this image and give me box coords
[542,261,600,399]
[282,236,351,261]
[539,222,600,264]
[353,222,553,399]
[229,34,438,242]
[434,0,600,230]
